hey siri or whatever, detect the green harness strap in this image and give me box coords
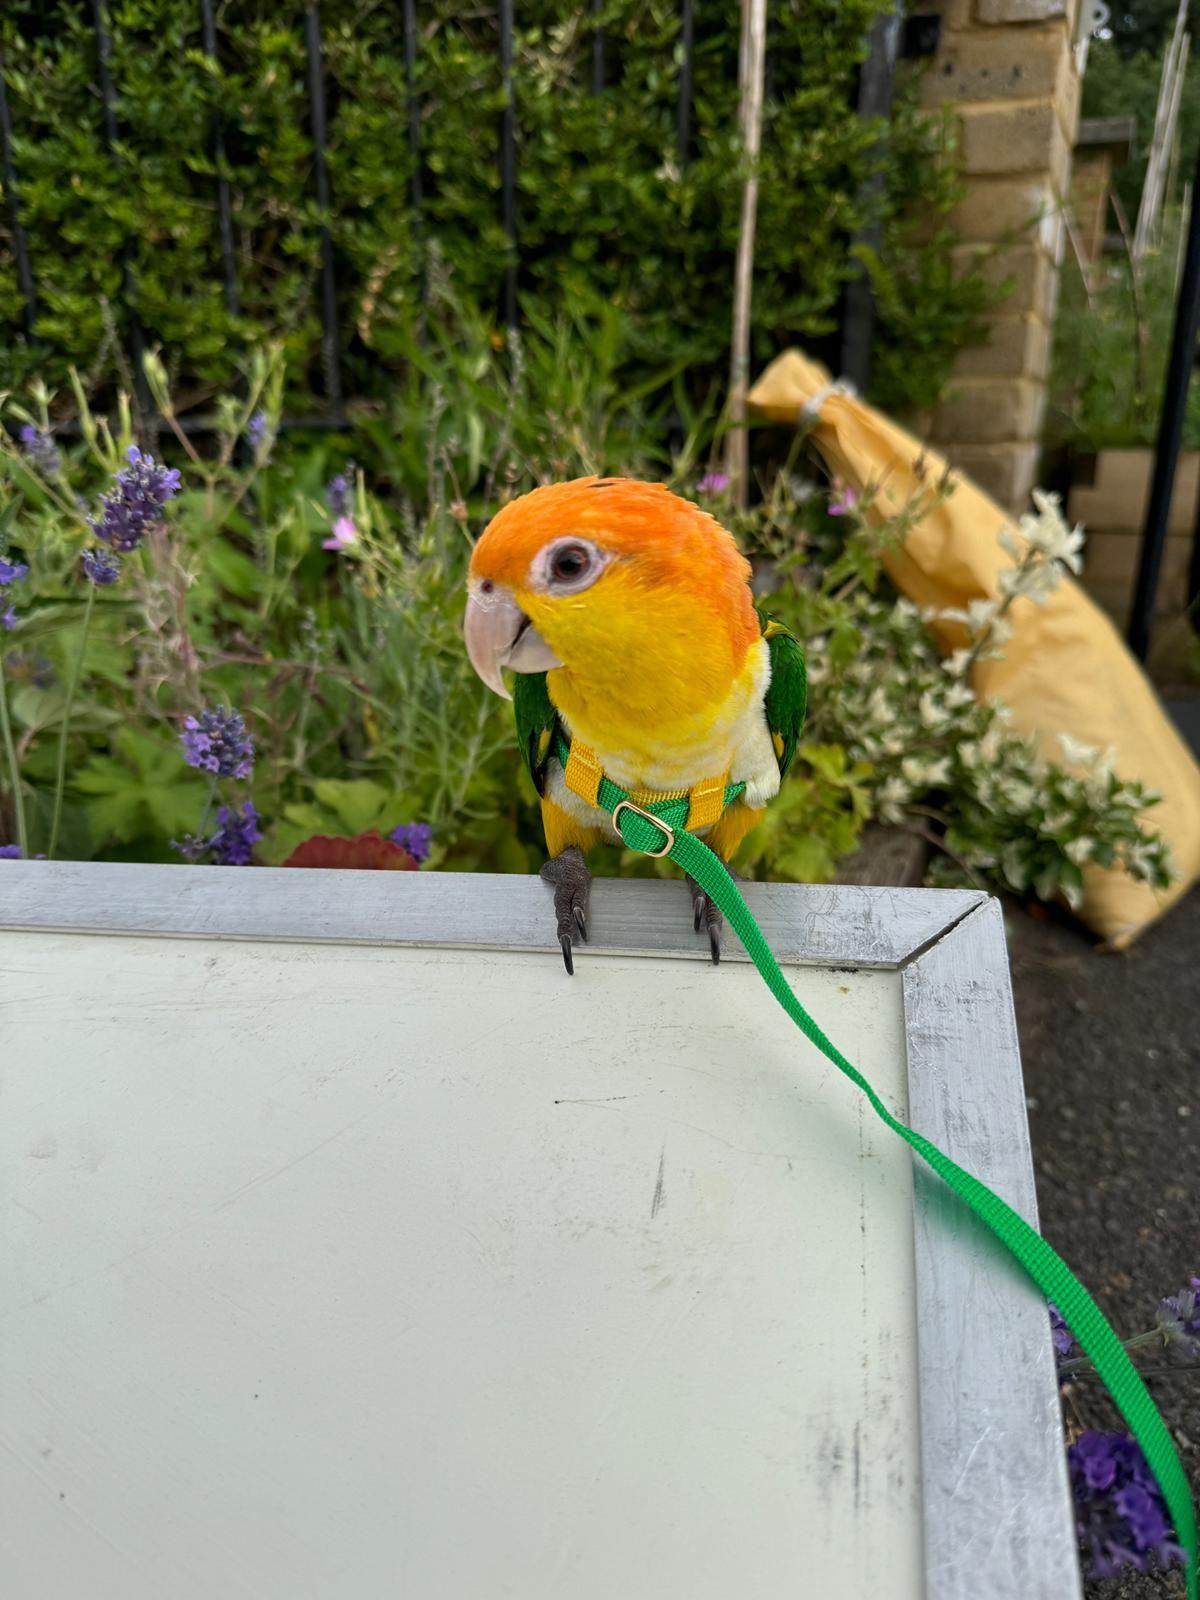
[603,789,1196,1597]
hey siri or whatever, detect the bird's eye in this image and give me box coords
[550,543,590,583]
[536,536,608,594]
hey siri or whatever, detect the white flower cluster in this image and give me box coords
[794,503,1173,907]
[738,470,1173,904]
[998,489,1085,605]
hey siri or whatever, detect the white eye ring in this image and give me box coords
[530,537,610,595]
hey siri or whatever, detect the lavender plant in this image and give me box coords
[179,706,255,781]
[88,446,181,552]
[172,708,258,866]
[175,800,262,867]
[18,425,60,479]
[44,446,182,860]
[391,822,433,863]
[0,557,30,852]
[1050,1284,1198,1583]
[1070,1431,1184,1580]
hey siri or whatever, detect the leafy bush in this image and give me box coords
[0,0,987,416]
[1049,22,1200,453]
[733,475,1173,906]
[0,312,679,871]
[0,339,1172,914]
[1046,208,1200,452]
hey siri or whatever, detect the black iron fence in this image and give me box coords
[1,3,939,430]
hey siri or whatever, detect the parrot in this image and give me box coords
[464,476,807,973]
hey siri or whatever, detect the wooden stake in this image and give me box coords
[1134,0,1189,258]
[725,0,767,510]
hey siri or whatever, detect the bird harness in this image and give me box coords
[554,727,745,834]
[563,745,1198,1597]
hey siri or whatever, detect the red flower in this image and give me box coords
[282,831,419,870]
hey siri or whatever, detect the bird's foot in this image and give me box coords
[687,875,724,966]
[540,846,591,976]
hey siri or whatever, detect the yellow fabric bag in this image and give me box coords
[748,349,1200,947]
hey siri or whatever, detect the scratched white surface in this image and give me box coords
[0,931,922,1600]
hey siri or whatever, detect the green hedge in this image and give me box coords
[0,1,986,413]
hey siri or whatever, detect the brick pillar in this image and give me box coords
[919,0,1082,513]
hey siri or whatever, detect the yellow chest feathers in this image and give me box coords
[546,635,779,810]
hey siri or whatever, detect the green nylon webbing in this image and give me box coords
[551,730,747,820]
[608,797,1197,1597]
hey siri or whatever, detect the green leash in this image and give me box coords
[605,792,1197,1597]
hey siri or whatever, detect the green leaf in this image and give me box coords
[309,778,394,833]
[71,728,209,849]
[205,538,263,602]
[9,683,68,732]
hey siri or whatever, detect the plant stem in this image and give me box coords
[899,821,986,891]
[1058,1328,1182,1377]
[197,775,219,839]
[0,652,28,855]
[162,410,204,468]
[1066,1363,1200,1381]
[47,584,96,860]
[0,442,92,530]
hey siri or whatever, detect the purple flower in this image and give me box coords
[322,515,357,552]
[89,445,181,552]
[0,554,22,630]
[1156,1277,1200,1359]
[326,468,353,517]
[81,547,121,586]
[172,833,210,864]
[1114,1482,1171,1551]
[1068,1430,1184,1580]
[0,844,22,859]
[697,471,730,495]
[1049,1303,1075,1359]
[179,706,254,780]
[829,482,858,516]
[391,821,432,863]
[173,801,262,866]
[208,801,262,866]
[19,424,60,477]
[246,410,274,460]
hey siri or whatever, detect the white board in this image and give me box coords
[0,865,1080,1600]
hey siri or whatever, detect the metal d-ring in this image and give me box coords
[611,799,676,859]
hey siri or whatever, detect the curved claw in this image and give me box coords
[541,846,592,977]
[687,875,725,967]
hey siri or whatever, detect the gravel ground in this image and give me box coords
[1007,886,1199,1599]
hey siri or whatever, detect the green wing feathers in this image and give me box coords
[512,671,559,796]
[760,612,807,780]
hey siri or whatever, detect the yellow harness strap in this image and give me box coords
[562,740,604,808]
[684,772,729,831]
[563,739,730,834]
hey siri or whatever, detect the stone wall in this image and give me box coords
[919,0,1083,512]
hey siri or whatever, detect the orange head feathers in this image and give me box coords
[465,477,758,726]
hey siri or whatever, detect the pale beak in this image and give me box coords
[464,583,563,701]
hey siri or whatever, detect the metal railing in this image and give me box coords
[0,3,916,426]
